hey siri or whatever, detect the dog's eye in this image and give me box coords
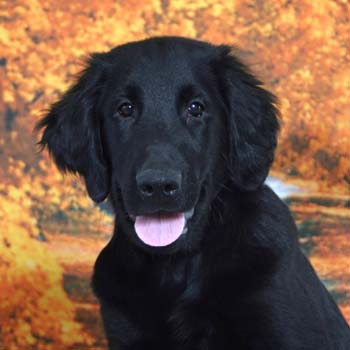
[187,102,204,118]
[117,103,134,118]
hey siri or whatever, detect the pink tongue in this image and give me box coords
[134,212,185,247]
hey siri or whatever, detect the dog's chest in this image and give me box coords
[157,258,188,292]
[125,256,198,325]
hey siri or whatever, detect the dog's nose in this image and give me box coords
[136,169,182,198]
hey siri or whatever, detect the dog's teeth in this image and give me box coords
[185,208,195,220]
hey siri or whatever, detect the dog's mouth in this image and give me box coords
[128,208,195,247]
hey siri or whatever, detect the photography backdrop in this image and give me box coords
[0,1,349,349]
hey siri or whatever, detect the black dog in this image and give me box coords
[36,37,350,349]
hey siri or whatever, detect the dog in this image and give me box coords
[36,37,350,349]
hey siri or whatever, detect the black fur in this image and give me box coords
[36,37,350,349]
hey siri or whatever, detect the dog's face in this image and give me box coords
[100,40,228,250]
[36,37,279,253]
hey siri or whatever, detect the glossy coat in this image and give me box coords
[36,37,350,349]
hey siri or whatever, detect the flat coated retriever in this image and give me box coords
[36,37,350,349]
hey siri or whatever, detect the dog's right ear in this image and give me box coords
[35,55,110,203]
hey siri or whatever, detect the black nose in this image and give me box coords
[136,169,182,198]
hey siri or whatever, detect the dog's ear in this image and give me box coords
[35,55,110,202]
[214,46,280,191]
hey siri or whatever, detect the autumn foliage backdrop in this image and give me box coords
[0,1,349,349]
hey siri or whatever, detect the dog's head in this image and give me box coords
[36,37,279,253]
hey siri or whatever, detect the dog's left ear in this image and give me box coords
[214,46,280,191]
[35,54,110,202]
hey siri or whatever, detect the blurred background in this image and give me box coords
[0,1,349,349]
